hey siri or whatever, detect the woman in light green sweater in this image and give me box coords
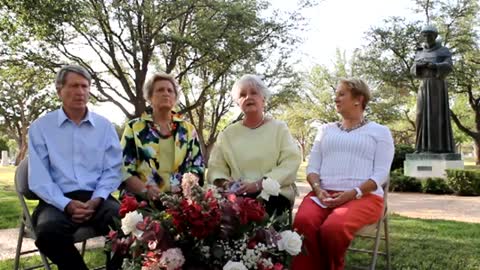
[207,74,301,216]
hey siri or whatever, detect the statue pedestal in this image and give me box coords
[404,153,463,178]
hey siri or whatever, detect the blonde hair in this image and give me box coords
[338,78,371,109]
[143,73,179,102]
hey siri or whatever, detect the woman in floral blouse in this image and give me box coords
[120,73,204,201]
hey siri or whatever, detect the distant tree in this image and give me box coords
[0,0,312,163]
[0,62,58,164]
[353,17,421,144]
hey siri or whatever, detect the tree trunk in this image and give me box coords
[15,128,28,165]
[475,139,480,165]
[299,141,306,162]
[15,140,27,165]
[133,100,147,119]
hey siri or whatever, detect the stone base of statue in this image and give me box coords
[404,153,463,179]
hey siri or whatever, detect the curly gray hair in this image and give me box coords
[231,74,271,104]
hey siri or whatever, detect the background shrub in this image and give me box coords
[421,177,453,194]
[389,169,422,192]
[446,169,480,196]
[391,144,415,171]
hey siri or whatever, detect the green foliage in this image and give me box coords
[0,61,59,163]
[389,169,422,192]
[391,144,415,171]
[446,169,480,196]
[0,136,8,152]
[355,17,421,144]
[421,177,453,194]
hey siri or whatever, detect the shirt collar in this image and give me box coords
[141,107,184,123]
[57,107,95,127]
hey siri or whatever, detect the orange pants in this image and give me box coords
[292,191,384,270]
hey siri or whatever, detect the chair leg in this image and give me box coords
[384,216,391,270]
[40,252,52,270]
[14,222,25,270]
[81,240,87,257]
[369,220,383,270]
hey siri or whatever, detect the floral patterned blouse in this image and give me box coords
[120,108,204,192]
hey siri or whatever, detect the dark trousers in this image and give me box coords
[33,190,119,270]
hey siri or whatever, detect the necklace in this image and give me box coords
[153,121,173,137]
[243,114,265,129]
[337,118,368,132]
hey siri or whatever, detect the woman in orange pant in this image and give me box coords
[292,78,394,270]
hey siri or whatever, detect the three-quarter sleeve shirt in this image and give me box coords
[207,119,301,202]
[307,122,394,197]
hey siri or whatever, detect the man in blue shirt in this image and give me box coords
[28,65,122,270]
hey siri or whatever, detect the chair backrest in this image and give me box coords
[15,159,39,200]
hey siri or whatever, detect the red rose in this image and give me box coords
[247,238,257,249]
[239,198,266,224]
[119,195,139,217]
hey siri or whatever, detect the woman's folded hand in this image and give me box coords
[322,190,356,208]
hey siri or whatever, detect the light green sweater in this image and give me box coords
[207,119,301,202]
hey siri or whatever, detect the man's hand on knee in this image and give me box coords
[66,200,94,223]
[86,198,103,211]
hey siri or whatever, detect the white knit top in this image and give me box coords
[306,121,394,197]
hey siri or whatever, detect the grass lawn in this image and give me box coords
[0,248,105,270]
[2,215,479,269]
[0,166,37,229]
[1,164,480,269]
[347,215,480,270]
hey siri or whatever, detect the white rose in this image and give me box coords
[277,230,302,255]
[223,260,248,270]
[121,210,144,237]
[260,177,280,201]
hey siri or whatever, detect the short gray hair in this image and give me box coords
[55,65,92,91]
[143,73,179,102]
[338,78,371,109]
[231,74,271,104]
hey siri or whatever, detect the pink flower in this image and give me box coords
[148,240,157,250]
[273,263,284,270]
[181,172,199,199]
[159,248,185,270]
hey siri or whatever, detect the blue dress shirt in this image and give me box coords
[28,108,122,211]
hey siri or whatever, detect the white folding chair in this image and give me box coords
[347,181,391,270]
[14,159,103,270]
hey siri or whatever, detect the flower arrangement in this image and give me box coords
[107,173,302,270]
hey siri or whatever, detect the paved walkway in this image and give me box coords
[3,182,480,261]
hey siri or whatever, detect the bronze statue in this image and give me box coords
[411,24,455,153]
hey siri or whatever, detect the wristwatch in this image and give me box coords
[354,187,363,199]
